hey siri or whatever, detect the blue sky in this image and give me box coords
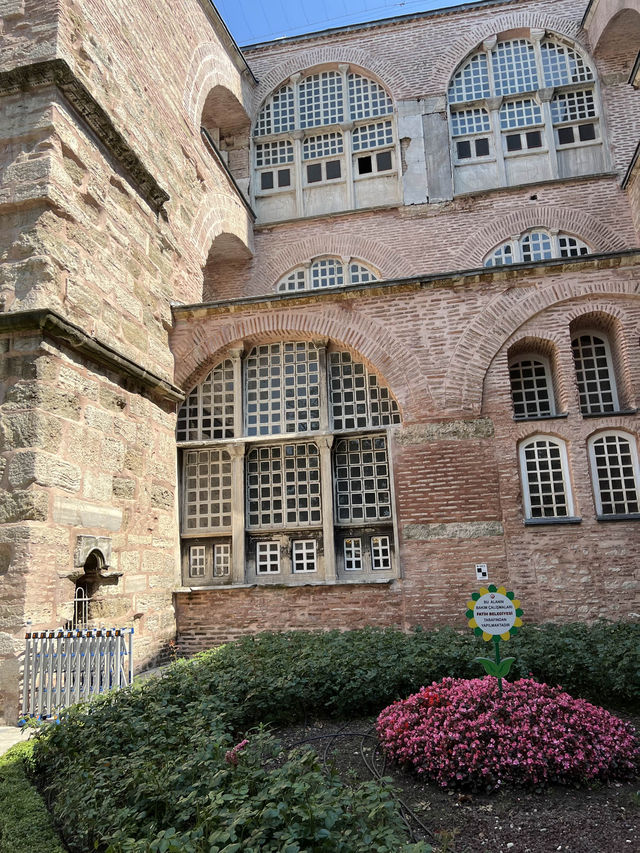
[213,0,466,46]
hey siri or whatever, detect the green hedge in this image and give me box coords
[27,621,640,852]
[0,740,66,853]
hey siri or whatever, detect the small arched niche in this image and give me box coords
[202,231,253,302]
[201,86,251,197]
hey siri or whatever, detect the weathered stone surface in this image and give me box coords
[403,522,504,541]
[0,489,49,523]
[395,419,495,444]
[0,411,63,453]
[112,476,135,499]
[7,450,80,492]
[52,495,122,530]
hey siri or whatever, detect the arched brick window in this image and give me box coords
[571,330,619,415]
[276,257,379,292]
[509,354,556,419]
[484,230,590,266]
[588,431,640,518]
[519,435,575,520]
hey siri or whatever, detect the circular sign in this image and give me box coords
[473,592,516,635]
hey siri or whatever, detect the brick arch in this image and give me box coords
[445,279,640,411]
[587,2,640,53]
[183,42,250,129]
[190,193,254,266]
[171,308,433,416]
[455,206,627,266]
[252,48,408,115]
[258,236,406,292]
[434,13,585,94]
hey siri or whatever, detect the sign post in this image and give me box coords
[466,585,524,693]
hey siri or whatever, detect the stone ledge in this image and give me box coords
[0,58,169,214]
[396,419,494,443]
[0,309,184,403]
[403,521,504,540]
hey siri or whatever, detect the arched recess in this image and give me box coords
[444,278,640,411]
[455,206,627,268]
[506,335,566,417]
[184,43,251,130]
[202,232,253,302]
[200,86,251,194]
[587,3,640,63]
[171,309,433,420]
[190,193,254,269]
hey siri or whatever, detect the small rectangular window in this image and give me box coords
[260,171,274,190]
[257,541,280,574]
[525,130,542,149]
[557,126,575,145]
[277,168,291,187]
[357,155,373,174]
[578,123,596,141]
[189,545,206,578]
[371,536,391,570]
[214,543,231,577]
[326,160,342,180]
[456,139,472,159]
[306,163,322,183]
[475,137,490,157]
[344,538,362,571]
[376,150,393,171]
[506,134,522,152]
[292,540,317,573]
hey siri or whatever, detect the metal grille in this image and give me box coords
[499,99,542,130]
[521,438,570,518]
[590,434,639,516]
[311,258,344,289]
[334,436,392,523]
[558,235,589,257]
[256,541,280,573]
[571,333,617,414]
[351,120,394,151]
[255,140,294,167]
[292,540,317,572]
[348,73,393,120]
[177,360,235,442]
[302,131,344,160]
[214,543,231,577]
[541,41,593,87]
[245,342,321,436]
[521,232,554,262]
[551,89,596,124]
[183,449,232,531]
[255,85,295,136]
[299,71,344,128]
[371,535,392,570]
[329,351,400,430]
[246,443,321,528]
[509,358,554,418]
[344,537,362,570]
[491,40,538,96]
[189,545,206,577]
[450,108,491,137]
[484,242,514,267]
[448,53,490,103]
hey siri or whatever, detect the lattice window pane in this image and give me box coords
[277,269,307,292]
[214,543,231,577]
[311,258,344,289]
[591,435,639,515]
[521,232,553,262]
[558,235,589,257]
[450,108,491,137]
[510,359,553,419]
[448,53,490,103]
[371,535,392,570]
[344,538,362,570]
[551,90,596,124]
[256,85,295,136]
[299,71,344,129]
[184,449,232,531]
[541,41,593,87]
[348,73,393,120]
[189,545,206,577]
[334,436,392,523]
[349,263,378,285]
[302,131,344,160]
[368,373,401,426]
[522,439,570,518]
[330,351,369,430]
[246,443,321,528]
[499,99,542,130]
[177,360,235,441]
[572,334,617,414]
[484,242,514,267]
[351,120,394,151]
[491,40,538,96]
[245,342,321,436]
[292,540,317,572]
[257,541,280,573]
[255,140,294,167]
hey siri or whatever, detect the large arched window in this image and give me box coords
[177,341,401,586]
[519,435,575,521]
[484,230,590,266]
[509,353,556,419]
[448,33,604,193]
[253,68,399,221]
[588,431,640,518]
[571,329,619,415]
[276,257,379,292]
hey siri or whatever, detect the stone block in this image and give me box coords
[85,405,113,432]
[7,450,80,492]
[0,411,63,453]
[113,477,135,499]
[149,484,173,510]
[82,471,112,502]
[101,436,125,472]
[52,495,122,531]
[119,551,140,573]
[0,489,49,523]
[125,574,147,593]
[403,521,504,540]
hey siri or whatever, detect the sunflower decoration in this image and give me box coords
[466,585,524,642]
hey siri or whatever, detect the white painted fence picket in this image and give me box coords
[22,628,134,718]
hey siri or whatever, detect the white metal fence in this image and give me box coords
[22,628,134,718]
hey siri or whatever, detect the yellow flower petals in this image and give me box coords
[500,632,511,641]
[468,618,478,628]
[497,586,507,596]
[482,631,492,642]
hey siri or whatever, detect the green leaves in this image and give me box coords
[474,656,516,678]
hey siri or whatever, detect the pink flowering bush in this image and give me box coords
[376,677,640,791]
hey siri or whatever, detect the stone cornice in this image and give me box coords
[171,249,640,322]
[0,309,183,403]
[0,58,170,214]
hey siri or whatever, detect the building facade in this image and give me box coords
[0,0,639,721]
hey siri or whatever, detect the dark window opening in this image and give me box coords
[578,123,596,141]
[357,155,373,174]
[261,171,274,190]
[376,150,393,171]
[306,163,322,183]
[456,140,472,159]
[557,126,575,145]
[326,160,342,180]
[526,130,542,149]
[475,137,490,156]
[506,134,522,151]
[277,168,291,187]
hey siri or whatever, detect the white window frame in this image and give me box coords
[484,230,590,266]
[509,353,556,419]
[189,544,207,578]
[292,539,318,573]
[343,537,363,571]
[276,257,379,293]
[588,431,640,517]
[519,435,575,520]
[571,328,619,415]
[256,541,281,574]
[371,535,392,570]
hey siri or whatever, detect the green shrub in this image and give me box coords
[0,740,66,853]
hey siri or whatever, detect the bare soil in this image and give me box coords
[274,715,640,853]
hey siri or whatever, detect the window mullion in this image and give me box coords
[292,132,305,216]
[228,443,246,584]
[317,434,336,582]
[512,235,524,263]
[487,97,507,184]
